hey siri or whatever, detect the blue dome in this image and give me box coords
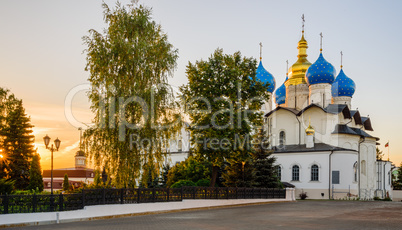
[256,61,276,93]
[331,69,356,97]
[305,53,336,85]
[274,77,287,105]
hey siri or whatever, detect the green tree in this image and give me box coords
[376,147,384,161]
[63,174,69,191]
[83,1,180,188]
[0,178,14,194]
[222,160,255,187]
[166,156,211,187]
[180,49,269,187]
[27,153,44,192]
[93,170,103,188]
[159,164,170,188]
[0,100,35,189]
[251,128,281,188]
[0,87,19,179]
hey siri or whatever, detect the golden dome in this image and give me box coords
[285,31,312,86]
[305,117,315,135]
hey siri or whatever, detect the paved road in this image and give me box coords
[12,201,402,230]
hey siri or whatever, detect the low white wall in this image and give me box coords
[392,190,402,202]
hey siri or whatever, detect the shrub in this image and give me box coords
[171,180,196,188]
[299,191,308,200]
[196,179,210,187]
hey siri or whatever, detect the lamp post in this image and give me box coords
[43,135,61,195]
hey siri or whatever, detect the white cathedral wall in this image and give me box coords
[359,139,377,199]
[270,109,300,146]
[274,150,358,199]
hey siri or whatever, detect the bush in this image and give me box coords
[299,191,308,200]
[171,180,196,188]
[196,179,210,187]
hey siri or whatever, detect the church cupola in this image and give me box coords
[256,42,276,112]
[284,15,311,110]
[305,118,315,148]
[274,76,287,106]
[331,52,356,108]
[306,33,336,107]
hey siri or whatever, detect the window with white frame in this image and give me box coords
[292,165,300,181]
[311,164,319,181]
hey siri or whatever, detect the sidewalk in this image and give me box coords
[0,198,294,228]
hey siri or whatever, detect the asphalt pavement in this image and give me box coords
[10,200,402,230]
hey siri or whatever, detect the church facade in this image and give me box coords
[256,28,392,200]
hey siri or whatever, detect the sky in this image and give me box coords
[0,0,401,170]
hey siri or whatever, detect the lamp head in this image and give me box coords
[54,138,61,151]
[43,135,50,148]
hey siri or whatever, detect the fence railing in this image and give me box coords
[0,187,286,214]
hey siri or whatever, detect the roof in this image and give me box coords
[350,110,362,125]
[43,168,94,178]
[265,106,299,117]
[324,104,351,119]
[281,182,295,188]
[272,143,355,153]
[332,124,379,140]
[361,117,373,131]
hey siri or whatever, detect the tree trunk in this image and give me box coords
[210,166,220,187]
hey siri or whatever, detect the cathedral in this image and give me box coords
[257,27,392,199]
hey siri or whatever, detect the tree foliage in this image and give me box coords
[222,159,255,187]
[376,147,384,161]
[251,128,281,188]
[0,88,35,189]
[83,1,180,188]
[63,174,69,191]
[180,49,269,186]
[166,156,211,187]
[27,153,44,192]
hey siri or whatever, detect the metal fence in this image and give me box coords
[0,187,286,214]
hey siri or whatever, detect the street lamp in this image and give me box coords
[43,135,61,195]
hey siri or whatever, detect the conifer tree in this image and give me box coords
[63,174,69,191]
[27,153,44,192]
[0,100,35,189]
[251,128,281,188]
[222,159,255,187]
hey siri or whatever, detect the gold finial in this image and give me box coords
[320,32,323,52]
[302,14,305,33]
[306,117,315,135]
[259,42,263,60]
[340,51,343,69]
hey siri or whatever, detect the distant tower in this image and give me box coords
[331,52,356,108]
[306,33,336,108]
[75,127,86,169]
[285,15,311,110]
[274,60,288,106]
[255,42,276,113]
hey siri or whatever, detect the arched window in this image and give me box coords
[279,131,286,146]
[178,140,182,152]
[311,164,319,181]
[361,160,366,176]
[292,165,300,181]
[276,165,282,180]
[353,162,358,182]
